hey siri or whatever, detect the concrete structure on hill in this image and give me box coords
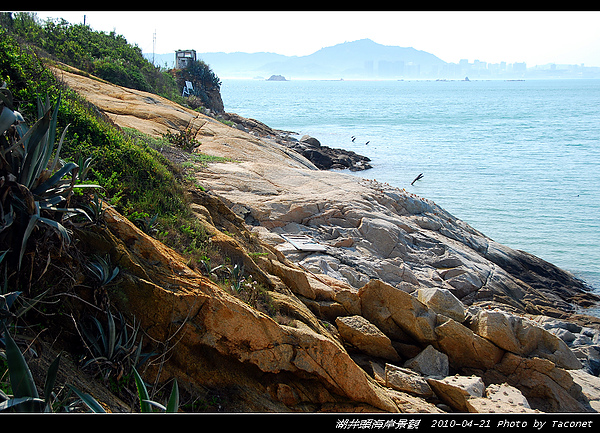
[175,49,196,69]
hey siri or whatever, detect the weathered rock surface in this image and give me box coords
[385,364,434,398]
[359,279,438,345]
[470,308,582,370]
[435,315,506,370]
[427,375,485,412]
[335,315,400,362]
[189,151,598,323]
[54,65,600,413]
[91,205,398,412]
[569,369,600,412]
[531,315,600,374]
[483,352,589,412]
[466,383,539,413]
[403,345,449,378]
[416,287,465,323]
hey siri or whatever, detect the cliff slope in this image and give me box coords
[52,65,600,413]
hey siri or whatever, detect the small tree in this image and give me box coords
[173,59,221,111]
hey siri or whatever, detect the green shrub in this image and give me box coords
[3,12,179,100]
[1,20,211,272]
[0,13,222,414]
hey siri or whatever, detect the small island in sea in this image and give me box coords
[267,74,287,81]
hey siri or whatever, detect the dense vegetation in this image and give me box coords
[2,13,218,102]
[1,17,191,235]
[0,11,225,251]
[0,12,232,412]
[172,56,222,111]
[3,13,173,96]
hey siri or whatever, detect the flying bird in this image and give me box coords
[411,173,424,185]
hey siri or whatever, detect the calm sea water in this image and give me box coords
[220,78,600,293]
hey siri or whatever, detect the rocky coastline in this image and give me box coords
[54,66,600,413]
[221,112,373,171]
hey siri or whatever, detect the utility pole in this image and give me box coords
[152,30,156,65]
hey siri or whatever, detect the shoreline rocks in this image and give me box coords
[354,280,599,412]
[291,134,373,171]
[221,112,372,171]
[324,276,600,412]
[335,315,401,362]
[202,159,599,320]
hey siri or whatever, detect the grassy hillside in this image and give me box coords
[2,13,221,108]
[3,22,192,230]
[0,12,222,255]
[4,12,176,100]
[1,13,233,411]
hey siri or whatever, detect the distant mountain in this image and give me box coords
[146,39,448,79]
[283,38,447,78]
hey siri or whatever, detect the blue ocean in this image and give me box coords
[220,78,600,293]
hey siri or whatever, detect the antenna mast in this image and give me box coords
[152,30,156,65]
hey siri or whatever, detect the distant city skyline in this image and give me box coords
[34,11,600,68]
[148,40,600,81]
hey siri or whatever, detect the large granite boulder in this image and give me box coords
[434,315,505,370]
[335,315,400,362]
[385,364,434,398]
[416,287,466,323]
[470,308,582,370]
[359,279,438,344]
[403,344,449,378]
[427,375,485,412]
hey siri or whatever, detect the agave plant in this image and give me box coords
[134,212,159,235]
[0,323,62,412]
[0,253,50,344]
[67,367,179,413]
[77,306,154,383]
[0,84,99,270]
[66,385,107,413]
[1,321,177,413]
[86,254,120,287]
[0,289,20,344]
[78,192,105,224]
[133,367,179,413]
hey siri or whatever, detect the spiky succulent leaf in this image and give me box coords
[166,379,179,413]
[133,367,152,413]
[43,353,61,407]
[2,323,40,412]
[67,385,106,413]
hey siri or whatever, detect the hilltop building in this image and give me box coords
[175,49,196,69]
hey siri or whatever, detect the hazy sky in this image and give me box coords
[34,11,600,67]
